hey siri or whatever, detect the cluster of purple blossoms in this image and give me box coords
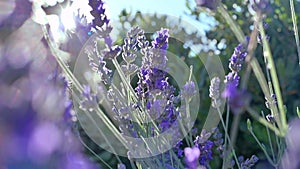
[184,147,201,169]
[238,155,259,169]
[222,43,251,114]
[134,28,181,133]
[224,43,247,87]
[181,129,225,168]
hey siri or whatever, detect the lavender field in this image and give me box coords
[0,0,300,169]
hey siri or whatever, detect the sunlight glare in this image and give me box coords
[60,7,76,31]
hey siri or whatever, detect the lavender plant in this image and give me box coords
[2,0,299,168]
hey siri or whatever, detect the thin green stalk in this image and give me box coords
[223,101,230,169]
[215,101,241,169]
[73,93,123,163]
[250,57,271,101]
[289,0,300,66]
[42,26,84,93]
[130,160,138,169]
[112,58,138,102]
[261,111,276,164]
[170,151,174,167]
[246,107,283,136]
[275,137,284,166]
[178,116,191,147]
[76,127,114,169]
[43,26,129,149]
[247,122,277,167]
[259,22,288,134]
[185,98,194,145]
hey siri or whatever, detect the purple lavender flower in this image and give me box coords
[224,43,247,87]
[222,42,250,114]
[209,77,221,108]
[118,163,126,169]
[182,81,196,101]
[212,128,224,157]
[287,118,300,145]
[198,140,214,166]
[249,0,270,12]
[184,147,201,169]
[225,88,251,114]
[151,28,169,69]
[0,18,100,168]
[89,0,109,30]
[0,0,32,32]
[79,85,98,112]
[240,155,259,169]
[229,44,247,73]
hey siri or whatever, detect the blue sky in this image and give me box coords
[104,0,215,35]
[104,0,218,54]
[105,0,195,20]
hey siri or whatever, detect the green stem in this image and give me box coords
[258,22,288,134]
[215,101,241,169]
[261,111,276,164]
[246,107,283,136]
[43,25,128,148]
[289,0,300,66]
[248,126,277,167]
[76,127,114,169]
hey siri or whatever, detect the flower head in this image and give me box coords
[184,147,201,169]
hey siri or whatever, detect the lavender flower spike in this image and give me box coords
[222,42,250,114]
[151,28,169,69]
[209,77,221,108]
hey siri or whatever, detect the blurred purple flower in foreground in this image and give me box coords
[184,147,201,169]
[280,118,300,169]
[0,1,100,168]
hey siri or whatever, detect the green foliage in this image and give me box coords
[185,0,300,167]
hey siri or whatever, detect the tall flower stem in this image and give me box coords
[42,25,128,151]
[247,119,278,167]
[261,111,278,167]
[258,22,288,134]
[215,101,241,169]
[289,0,300,67]
[246,107,282,136]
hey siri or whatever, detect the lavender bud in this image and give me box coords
[118,163,126,169]
[102,45,122,59]
[79,85,98,112]
[122,26,142,63]
[121,64,138,76]
[265,94,277,109]
[266,114,275,123]
[209,77,221,108]
[209,77,221,100]
[182,81,196,100]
